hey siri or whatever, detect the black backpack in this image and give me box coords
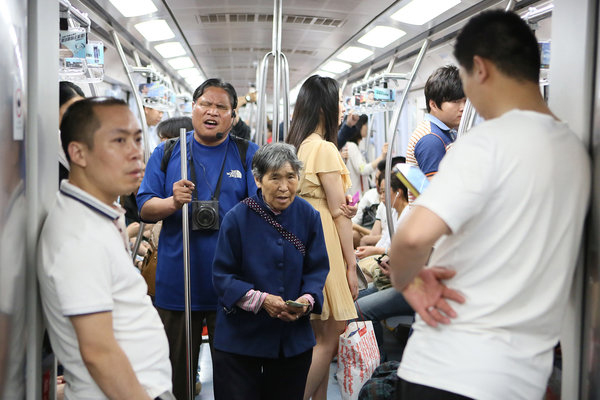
[159,134,250,173]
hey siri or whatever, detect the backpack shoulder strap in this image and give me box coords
[229,134,249,167]
[160,137,180,173]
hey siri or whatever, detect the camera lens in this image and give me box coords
[195,206,217,228]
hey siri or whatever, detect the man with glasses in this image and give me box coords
[137,79,259,399]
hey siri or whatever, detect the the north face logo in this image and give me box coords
[226,169,242,178]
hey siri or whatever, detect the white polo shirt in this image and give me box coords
[398,110,591,400]
[38,181,172,399]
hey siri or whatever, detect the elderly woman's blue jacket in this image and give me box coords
[212,190,329,358]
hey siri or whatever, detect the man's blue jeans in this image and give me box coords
[355,283,414,346]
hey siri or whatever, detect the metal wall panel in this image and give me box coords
[26,0,58,399]
[581,2,600,398]
[0,0,27,398]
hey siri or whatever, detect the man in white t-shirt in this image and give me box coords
[38,97,173,399]
[389,11,590,400]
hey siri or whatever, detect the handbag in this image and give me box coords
[360,204,379,229]
[336,320,381,400]
[140,246,157,296]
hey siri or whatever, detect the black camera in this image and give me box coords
[191,200,220,231]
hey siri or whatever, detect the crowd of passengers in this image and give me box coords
[38,10,590,400]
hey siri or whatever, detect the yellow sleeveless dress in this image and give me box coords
[297,133,358,321]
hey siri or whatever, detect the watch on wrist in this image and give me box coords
[245,94,252,102]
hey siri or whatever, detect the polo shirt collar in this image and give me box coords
[59,180,123,221]
[424,113,451,132]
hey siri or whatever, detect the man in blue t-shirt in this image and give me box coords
[137,79,258,399]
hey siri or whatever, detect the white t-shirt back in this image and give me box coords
[398,110,590,400]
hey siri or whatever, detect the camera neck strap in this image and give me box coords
[188,139,229,201]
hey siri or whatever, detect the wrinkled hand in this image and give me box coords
[346,111,360,127]
[261,294,287,318]
[280,296,309,321]
[402,267,465,327]
[346,267,359,300]
[172,179,194,209]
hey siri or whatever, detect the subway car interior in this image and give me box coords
[1,0,600,398]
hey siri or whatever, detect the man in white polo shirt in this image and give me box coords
[38,97,173,399]
[389,11,590,400]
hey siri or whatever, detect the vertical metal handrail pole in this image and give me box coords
[340,78,348,93]
[384,39,429,238]
[87,83,98,96]
[256,53,272,146]
[260,56,272,146]
[250,65,261,137]
[179,128,194,400]
[456,100,475,138]
[110,30,151,262]
[272,0,282,142]
[281,52,290,140]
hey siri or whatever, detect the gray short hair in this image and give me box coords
[252,143,303,181]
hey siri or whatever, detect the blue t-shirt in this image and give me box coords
[137,132,258,311]
[414,114,456,176]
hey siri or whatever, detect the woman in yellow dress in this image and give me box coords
[286,75,359,400]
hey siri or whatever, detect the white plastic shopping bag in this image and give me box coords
[336,321,380,400]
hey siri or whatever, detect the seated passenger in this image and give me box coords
[357,177,387,247]
[354,175,411,353]
[355,255,413,356]
[212,143,329,400]
[356,174,409,262]
[38,97,173,399]
[352,157,405,247]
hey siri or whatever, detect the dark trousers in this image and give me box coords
[396,378,473,400]
[213,348,313,400]
[156,307,216,400]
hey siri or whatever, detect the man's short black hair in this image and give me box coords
[453,10,540,84]
[60,97,128,163]
[192,78,238,110]
[157,116,193,140]
[424,65,464,113]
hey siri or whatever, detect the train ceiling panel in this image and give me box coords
[73,0,546,96]
[164,0,397,92]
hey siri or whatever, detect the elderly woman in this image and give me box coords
[212,143,330,400]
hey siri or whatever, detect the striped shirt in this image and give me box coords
[406,115,455,203]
